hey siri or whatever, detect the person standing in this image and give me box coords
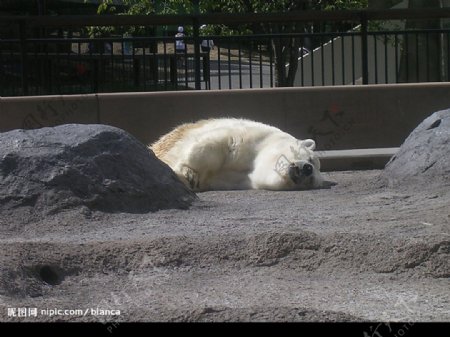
[200,25,214,53]
[175,26,186,53]
[175,26,186,69]
[199,25,213,89]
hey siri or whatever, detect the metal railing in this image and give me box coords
[1,9,450,96]
[1,35,212,95]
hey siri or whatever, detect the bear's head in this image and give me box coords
[275,138,324,190]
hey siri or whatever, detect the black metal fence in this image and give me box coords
[1,9,450,96]
[0,35,212,95]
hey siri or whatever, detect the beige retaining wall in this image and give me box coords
[1,83,449,151]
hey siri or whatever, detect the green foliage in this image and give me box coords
[93,0,369,16]
[205,0,368,13]
[123,0,155,15]
[320,0,368,11]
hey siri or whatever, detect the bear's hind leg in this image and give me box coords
[181,165,200,190]
[173,164,200,191]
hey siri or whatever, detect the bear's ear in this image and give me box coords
[302,139,316,151]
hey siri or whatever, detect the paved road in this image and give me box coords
[208,59,274,90]
[184,59,275,90]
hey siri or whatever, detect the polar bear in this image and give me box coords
[150,118,325,192]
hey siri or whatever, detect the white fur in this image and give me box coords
[151,118,324,191]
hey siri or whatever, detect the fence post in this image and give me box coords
[192,17,202,90]
[360,11,369,85]
[92,59,99,92]
[19,20,29,95]
[133,57,140,89]
[169,55,177,85]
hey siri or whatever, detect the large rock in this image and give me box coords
[0,124,197,214]
[383,108,450,188]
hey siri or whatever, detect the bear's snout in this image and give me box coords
[288,161,315,185]
[301,163,313,176]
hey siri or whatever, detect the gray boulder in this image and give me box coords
[0,124,197,214]
[383,108,450,188]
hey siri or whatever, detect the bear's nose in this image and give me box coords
[301,163,313,176]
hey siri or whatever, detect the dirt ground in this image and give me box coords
[0,170,449,323]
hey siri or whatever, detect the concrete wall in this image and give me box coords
[1,83,450,151]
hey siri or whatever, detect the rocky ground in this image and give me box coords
[0,109,449,324]
[0,170,449,323]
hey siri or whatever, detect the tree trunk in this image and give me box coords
[272,27,301,87]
